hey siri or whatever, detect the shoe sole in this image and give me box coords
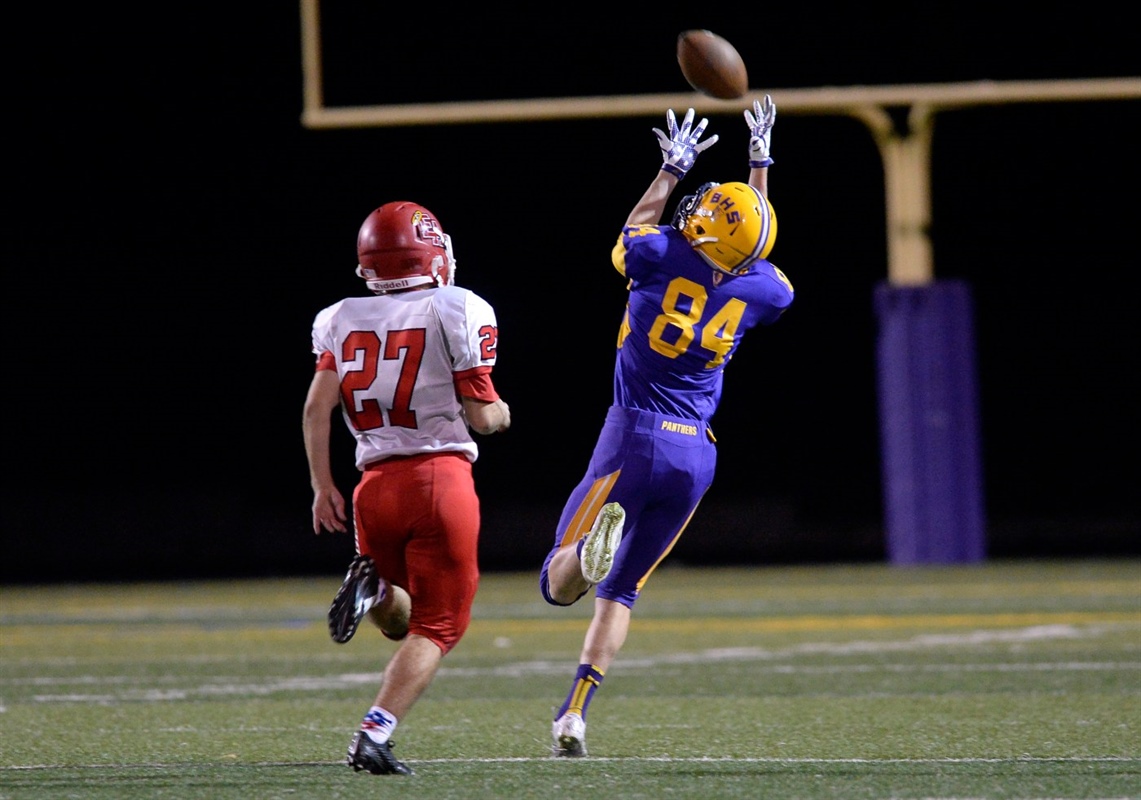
[551,714,588,757]
[329,556,379,644]
[580,502,624,585]
[553,733,587,757]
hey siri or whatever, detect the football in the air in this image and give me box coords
[676,30,748,99]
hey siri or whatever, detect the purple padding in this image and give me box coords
[873,280,986,564]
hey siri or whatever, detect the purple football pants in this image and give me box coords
[540,405,717,608]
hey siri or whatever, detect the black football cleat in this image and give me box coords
[346,732,414,775]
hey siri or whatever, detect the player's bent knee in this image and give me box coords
[540,570,589,607]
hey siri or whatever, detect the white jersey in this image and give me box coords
[310,285,499,469]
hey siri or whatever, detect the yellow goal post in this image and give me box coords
[299,1,1140,286]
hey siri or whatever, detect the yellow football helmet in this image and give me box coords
[673,181,777,274]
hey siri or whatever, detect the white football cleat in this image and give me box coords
[551,712,587,757]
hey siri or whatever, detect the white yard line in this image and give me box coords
[6,623,1139,703]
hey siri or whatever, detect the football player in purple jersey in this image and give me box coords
[539,97,795,757]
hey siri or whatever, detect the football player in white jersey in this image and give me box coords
[302,201,511,776]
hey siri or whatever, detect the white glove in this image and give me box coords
[653,108,719,179]
[744,94,776,168]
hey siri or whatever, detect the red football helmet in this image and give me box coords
[355,201,456,294]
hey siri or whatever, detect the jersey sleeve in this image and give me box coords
[753,262,795,324]
[433,286,500,372]
[612,224,671,281]
[436,288,501,400]
[454,366,499,402]
[310,300,344,362]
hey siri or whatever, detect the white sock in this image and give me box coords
[360,705,398,744]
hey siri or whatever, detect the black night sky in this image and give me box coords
[6,4,1138,582]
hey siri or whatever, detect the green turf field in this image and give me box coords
[2,560,1138,799]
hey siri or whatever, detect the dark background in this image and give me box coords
[5,5,1138,583]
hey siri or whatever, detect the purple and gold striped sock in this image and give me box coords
[555,663,605,721]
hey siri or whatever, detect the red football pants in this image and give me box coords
[353,452,480,654]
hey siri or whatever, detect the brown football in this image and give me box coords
[676,30,748,99]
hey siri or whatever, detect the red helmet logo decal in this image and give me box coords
[412,211,446,248]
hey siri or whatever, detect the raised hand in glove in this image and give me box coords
[744,94,777,168]
[653,108,719,179]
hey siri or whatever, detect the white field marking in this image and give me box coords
[456,623,1130,674]
[23,673,384,702]
[12,673,380,688]
[19,658,1139,700]
[8,624,1141,704]
[624,623,1124,664]
[422,754,1140,764]
[2,755,1138,770]
[5,616,1136,668]
[6,625,1131,684]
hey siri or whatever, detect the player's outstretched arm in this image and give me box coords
[625,171,678,226]
[744,94,776,196]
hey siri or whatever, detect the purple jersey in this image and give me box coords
[540,223,795,609]
[611,224,794,423]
